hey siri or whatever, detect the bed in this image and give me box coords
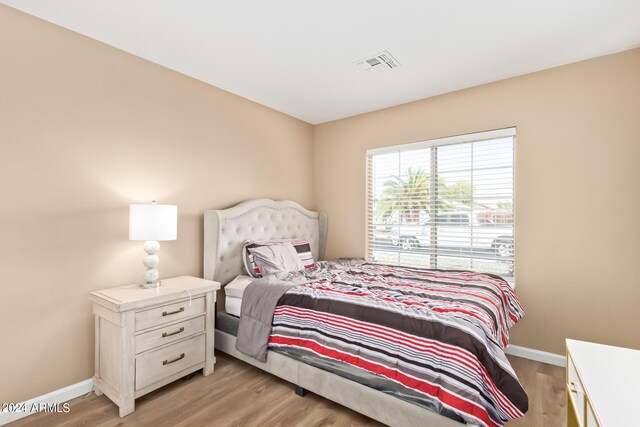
[204,199,526,427]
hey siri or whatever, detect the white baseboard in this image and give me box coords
[0,379,93,426]
[506,344,566,367]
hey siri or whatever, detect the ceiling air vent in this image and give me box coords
[356,51,401,72]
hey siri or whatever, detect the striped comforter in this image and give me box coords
[268,260,528,427]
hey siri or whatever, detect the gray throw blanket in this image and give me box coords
[235,260,362,362]
[235,276,295,362]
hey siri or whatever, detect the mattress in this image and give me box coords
[223,274,252,317]
[225,296,242,317]
[225,275,253,298]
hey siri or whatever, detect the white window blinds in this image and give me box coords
[367,128,515,281]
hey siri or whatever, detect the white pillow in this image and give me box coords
[243,238,315,277]
[250,242,304,276]
[224,275,254,299]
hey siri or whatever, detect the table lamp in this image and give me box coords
[129,201,177,288]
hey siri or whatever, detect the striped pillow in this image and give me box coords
[243,238,314,278]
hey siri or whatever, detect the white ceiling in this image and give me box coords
[3,1,640,124]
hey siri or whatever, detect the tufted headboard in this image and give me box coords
[203,199,328,286]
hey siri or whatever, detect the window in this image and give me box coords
[367,128,515,281]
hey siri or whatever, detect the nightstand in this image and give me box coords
[90,276,221,417]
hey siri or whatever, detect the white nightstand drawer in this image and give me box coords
[135,316,205,354]
[567,354,586,425]
[568,354,584,392]
[135,297,205,331]
[135,334,205,391]
[568,387,585,426]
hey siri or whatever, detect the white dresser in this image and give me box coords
[90,276,220,417]
[567,339,640,427]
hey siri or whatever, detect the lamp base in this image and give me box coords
[140,241,161,288]
[139,280,162,289]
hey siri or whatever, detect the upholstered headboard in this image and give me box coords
[203,199,328,286]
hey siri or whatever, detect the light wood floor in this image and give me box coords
[10,352,566,427]
[504,355,566,427]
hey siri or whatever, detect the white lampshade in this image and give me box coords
[129,203,177,241]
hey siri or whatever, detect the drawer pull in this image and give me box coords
[162,307,184,317]
[568,381,581,393]
[163,353,185,365]
[162,327,184,338]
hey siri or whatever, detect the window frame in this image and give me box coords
[366,127,516,284]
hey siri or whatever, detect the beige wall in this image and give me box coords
[0,6,313,403]
[314,48,640,356]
